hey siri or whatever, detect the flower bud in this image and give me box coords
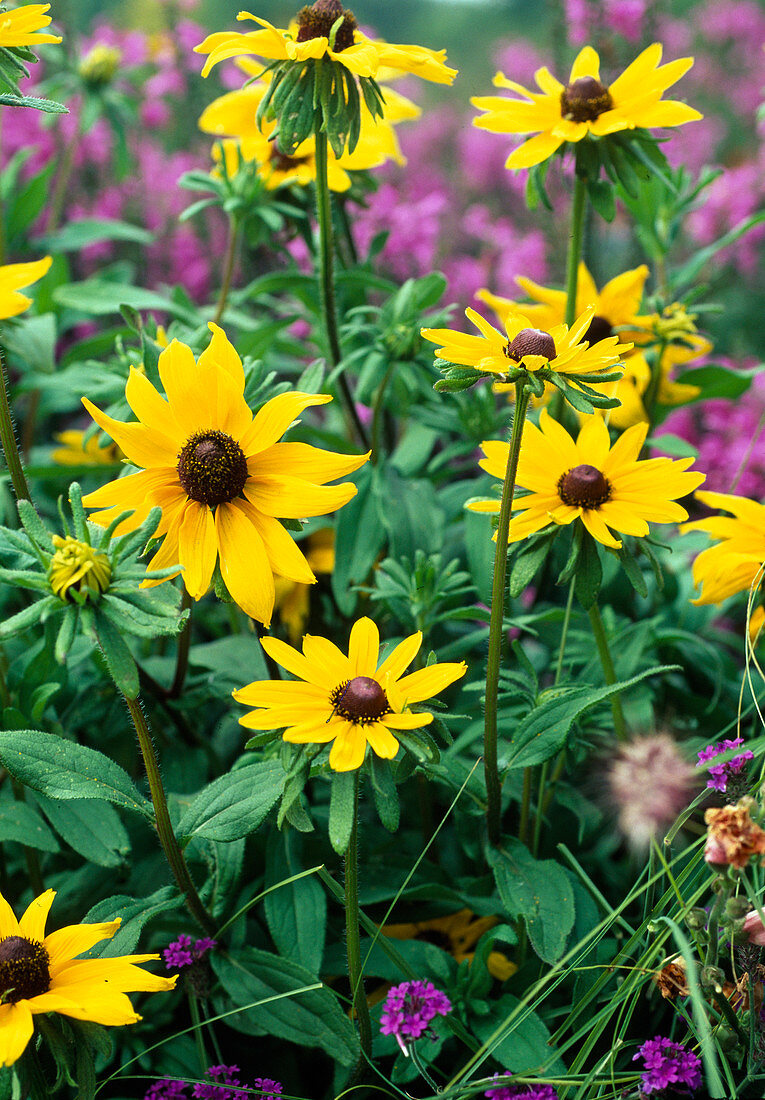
[700,965,725,992]
[48,536,111,602]
[684,907,708,930]
[78,44,121,87]
[726,896,752,921]
[742,909,765,947]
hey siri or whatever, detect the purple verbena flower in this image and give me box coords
[192,1065,247,1100]
[633,1036,702,1094]
[379,980,452,1054]
[252,1080,283,1099]
[144,1080,189,1099]
[484,1074,558,1100]
[696,737,753,793]
[164,935,217,970]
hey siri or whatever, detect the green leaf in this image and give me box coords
[0,799,58,852]
[34,794,130,868]
[490,842,575,964]
[332,465,386,615]
[370,756,399,833]
[52,280,197,323]
[328,770,356,855]
[37,218,153,252]
[94,615,139,699]
[0,92,67,113]
[508,532,555,598]
[264,832,326,973]
[574,531,602,610]
[471,991,566,1074]
[504,664,679,770]
[0,730,152,818]
[83,887,180,957]
[212,947,360,1065]
[176,760,285,842]
[674,363,760,402]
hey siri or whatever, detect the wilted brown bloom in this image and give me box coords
[723,974,763,1013]
[704,799,765,869]
[654,957,689,1000]
[605,733,697,848]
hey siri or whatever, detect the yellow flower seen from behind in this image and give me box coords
[470,410,705,550]
[0,4,61,49]
[233,617,466,771]
[0,256,52,321]
[382,909,517,982]
[51,429,122,467]
[274,527,335,644]
[81,323,369,626]
[472,42,701,170]
[0,888,175,1066]
[681,491,765,606]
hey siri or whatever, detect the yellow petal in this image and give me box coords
[198,322,245,388]
[249,511,316,584]
[125,368,182,444]
[178,500,217,599]
[348,618,379,677]
[395,662,466,704]
[376,631,422,684]
[215,499,275,625]
[240,392,333,457]
[505,131,564,170]
[0,1002,33,1066]
[0,891,19,938]
[157,340,209,438]
[18,889,55,942]
[244,475,356,519]
[364,722,400,759]
[249,441,369,485]
[328,722,367,771]
[570,46,601,81]
[46,920,120,972]
[302,634,352,684]
[383,711,432,729]
[81,398,177,469]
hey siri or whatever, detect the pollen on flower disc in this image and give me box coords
[561,76,614,122]
[330,676,391,724]
[505,328,556,363]
[296,0,357,51]
[558,464,612,508]
[177,430,249,507]
[0,935,51,1002]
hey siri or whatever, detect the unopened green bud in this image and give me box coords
[685,907,707,930]
[78,44,121,87]
[726,896,751,921]
[48,536,111,602]
[700,965,725,991]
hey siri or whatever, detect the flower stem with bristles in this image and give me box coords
[313,124,369,452]
[344,770,373,1067]
[123,692,217,937]
[549,169,587,424]
[0,344,31,502]
[587,601,627,741]
[485,380,531,846]
[168,588,193,699]
[212,214,240,326]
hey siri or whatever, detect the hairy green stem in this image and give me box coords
[124,693,217,936]
[0,343,31,502]
[564,173,588,327]
[370,359,397,464]
[212,215,240,325]
[485,381,531,846]
[587,601,627,740]
[168,588,193,699]
[344,771,372,1064]
[313,126,369,452]
[188,992,208,1074]
[640,338,668,446]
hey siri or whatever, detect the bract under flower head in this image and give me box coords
[0,887,175,1066]
[472,42,701,170]
[0,4,61,48]
[469,410,704,550]
[80,323,369,626]
[681,491,765,606]
[0,256,52,320]
[233,616,466,771]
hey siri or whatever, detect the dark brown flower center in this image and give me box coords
[295,0,357,52]
[504,328,556,364]
[270,146,311,172]
[557,464,612,509]
[330,676,391,724]
[583,314,614,345]
[561,76,614,123]
[176,430,249,507]
[0,935,51,1003]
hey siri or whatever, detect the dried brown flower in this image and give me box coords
[704,798,765,869]
[654,957,690,1000]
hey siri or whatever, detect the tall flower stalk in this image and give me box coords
[0,344,31,502]
[344,772,372,1063]
[485,380,531,846]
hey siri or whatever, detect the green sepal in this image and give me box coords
[0,92,67,113]
[100,593,184,639]
[434,364,481,393]
[213,562,235,603]
[17,498,54,551]
[574,531,602,610]
[67,482,88,541]
[54,605,78,663]
[557,524,584,587]
[0,596,60,640]
[395,727,440,765]
[370,756,399,833]
[328,769,357,854]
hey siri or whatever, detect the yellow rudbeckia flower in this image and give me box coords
[195,5,456,85]
[233,617,466,771]
[421,305,631,379]
[479,265,705,426]
[469,409,705,550]
[382,909,517,982]
[0,888,175,1066]
[472,42,701,170]
[51,429,122,467]
[80,323,369,625]
[0,4,61,49]
[0,256,52,320]
[681,491,765,606]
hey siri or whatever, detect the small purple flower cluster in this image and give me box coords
[484,1073,559,1100]
[379,980,452,1051]
[144,1067,282,1100]
[163,934,217,970]
[696,737,753,793]
[633,1036,702,1095]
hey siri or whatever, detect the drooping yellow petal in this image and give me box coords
[46,920,121,972]
[364,722,400,759]
[215,499,275,625]
[249,511,316,584]
[18,889,55,942]
[328,722,368,771]
[178,500,217,599]
[376,631,422,684]
[0,1002,34,1066]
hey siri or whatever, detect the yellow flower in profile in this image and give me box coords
[195,5,456,85]
[681,492,765,606]
[200,75,418,192]
[233,617,466,771]
[0,4,61,49]
[51,429,122,467]
[479,265,704,427]
[0,256,52,320]
[81,323,368,625]
[472,43,701,170]
[274,527,335,644]
[0,888,175,1066]
[421,305,631,379]
[470,409,705,550]
[382,909,517,982]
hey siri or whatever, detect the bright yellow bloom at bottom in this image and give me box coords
[0,888,176,1066]
[470,410,705,550]
[0,256,52,320]
[233,617,466,771]
[681,491,765,605]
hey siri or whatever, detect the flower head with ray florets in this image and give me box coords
[681,491,765,607]
[472,42,701,170]
[0,4,61,49]
[470,410,705,550]
[81,323,368,626]
[0,888,175,1066]
[0,256,52,320]
[233,617,466,771]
